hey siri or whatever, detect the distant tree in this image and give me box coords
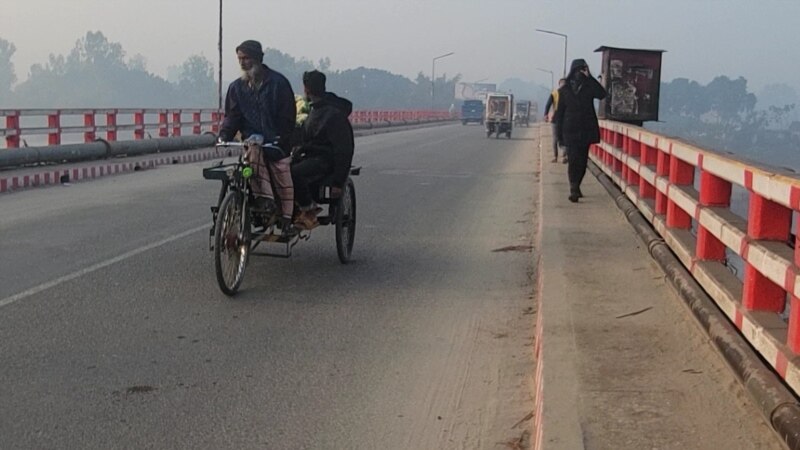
[262,48,315,92]
[165,64,181,84]
[651,75,800,167]
[13,31,180,107]
[68,31,126,69]
[431,72,461,109]
[9,34,462,110]
[659,77,706,118]
[658,76,756,129]
[129,54,148,72]
[0,37,17,103]
[413,72,430,104]
[764,104,797,130]
[328,67,416,109]
[756,83,799,128]
[704,76,756,125]
[757,83,798,109]
[177,54,216,107]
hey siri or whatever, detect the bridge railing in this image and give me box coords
[591,120,800,394]
[0,109,222,148]
[1,108,454,149]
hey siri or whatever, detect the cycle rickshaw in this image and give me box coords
[203,141,359,295]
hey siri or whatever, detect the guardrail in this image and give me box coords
[348,110,452,125]
[0,109,221,148]
[0,109,454,149]
[591,120,800,395]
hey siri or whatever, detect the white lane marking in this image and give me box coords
[0,223,208,308]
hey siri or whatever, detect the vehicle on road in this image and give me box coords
[514,101,533,127]
[485,93,514,138]
[203,141,359,295]
[461,99,485,125]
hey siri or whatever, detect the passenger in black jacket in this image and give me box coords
[554,58,607,203]
[292,70,355,229]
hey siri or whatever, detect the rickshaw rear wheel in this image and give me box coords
[335,179,356,264]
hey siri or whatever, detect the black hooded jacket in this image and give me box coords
[554,68,607,147]
[297,92,355,187]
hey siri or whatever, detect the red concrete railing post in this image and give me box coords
[742,194,792,312]
[666,155,694,229]
[134,110,145,140]
[696,171,732,261]
[6,111,21,148]
[613,157,623,174]
[655,148,670,214]
[790,294,800,353]
[627,138,641,186]
[211,111,221,134]
[640,144,655,165]
[172,110,182,137]
[613,131,623,149]
[621,135,630,181]
[790,219,800,352]
[48,111,61,146]
[83,111,96,143]
[106,110,118,141]
[796,215,800,268]
[193,112,201,135]
[158,111,169,138]
[638,144,657,200]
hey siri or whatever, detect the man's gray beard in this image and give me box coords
[241,65,264,86]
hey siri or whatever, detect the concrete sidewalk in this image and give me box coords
[533,129,782,449]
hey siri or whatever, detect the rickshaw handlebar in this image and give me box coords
[215,141,282,151]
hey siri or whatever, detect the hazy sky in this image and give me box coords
[3,0,800,92]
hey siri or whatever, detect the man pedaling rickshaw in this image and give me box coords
[291,70,355,230]
[218,39,298,237]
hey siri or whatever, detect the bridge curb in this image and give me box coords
[589,161,800,450]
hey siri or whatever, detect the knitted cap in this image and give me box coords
[236,40,263,61]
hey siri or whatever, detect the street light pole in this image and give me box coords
[535,29,568,78]
[431,52,454,110]
[217,0,223,114]
[536,68,554,90]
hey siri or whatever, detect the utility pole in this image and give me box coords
[535,29,568,77]
[431,52,454,110]
[217,0,223,114]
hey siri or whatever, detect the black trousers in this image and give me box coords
[551,123,561,158]
[566,143,590,192]
[291,156,331,207]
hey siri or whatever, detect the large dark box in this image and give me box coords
[595,46,665,124]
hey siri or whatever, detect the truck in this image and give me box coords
[461,100,485,125]
[485,93,514,139]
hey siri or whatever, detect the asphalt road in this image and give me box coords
[0,124,540,449]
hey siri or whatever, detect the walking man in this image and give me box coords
[544,78,567,163]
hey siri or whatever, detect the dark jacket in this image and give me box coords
[554,72,606,147]
[219,65,296,155]
[297,92,355,187]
